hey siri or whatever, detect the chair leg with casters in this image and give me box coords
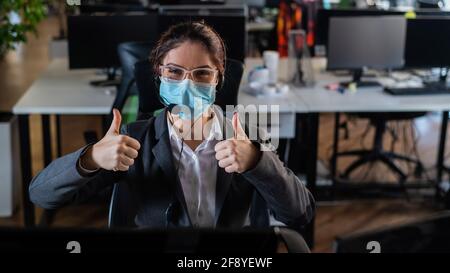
[331,114,424,197]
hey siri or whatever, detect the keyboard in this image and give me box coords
[384,86,450,95]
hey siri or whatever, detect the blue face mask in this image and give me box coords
[159,77,216,120]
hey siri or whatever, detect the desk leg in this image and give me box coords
[18,114,35,227]
[42,115,52,166]
[304,113,319,249]
[306,113,319,197]
[437,111,449,199]
[330,113,340,183]
[55,114,62,157]
[40,114,57,227]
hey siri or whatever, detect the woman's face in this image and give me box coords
[161,41,218,83]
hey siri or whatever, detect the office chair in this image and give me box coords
[331,112,426,187]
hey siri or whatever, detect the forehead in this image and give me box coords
[162,41,215,69]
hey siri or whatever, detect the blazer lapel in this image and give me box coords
[151,110,192,226]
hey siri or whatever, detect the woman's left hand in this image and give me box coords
[214,113,261,173]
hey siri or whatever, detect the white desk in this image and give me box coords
[241,57,450,247]
[296,72,450,113]
[13,58,115,115]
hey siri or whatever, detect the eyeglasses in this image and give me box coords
[159,64,218,84]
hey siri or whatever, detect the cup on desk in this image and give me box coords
[263,50,279,84]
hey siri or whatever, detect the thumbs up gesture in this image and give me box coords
[81,109,141,172]
[214,112,261,173]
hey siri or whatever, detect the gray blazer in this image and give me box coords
[29,109,315,228]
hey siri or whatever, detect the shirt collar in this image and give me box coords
[167,105,224,143]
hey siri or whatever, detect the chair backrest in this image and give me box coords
[134,58,245,120]
[110,41,153,123]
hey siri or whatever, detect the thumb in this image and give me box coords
[232,112,246,140]
[107,108,122,135]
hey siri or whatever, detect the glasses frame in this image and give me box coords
[159,64,219,84]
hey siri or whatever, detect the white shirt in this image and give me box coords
[167,105,223,227]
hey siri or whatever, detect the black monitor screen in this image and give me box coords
[68,13,158,69]
[404,17,450,68]
[157,14,246,62]
[316,8,450,50]
[315,9,404,47]
[327,16,406,70]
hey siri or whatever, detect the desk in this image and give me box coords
[294,71,450,194]
[12,58,115,226]
[238,58,307,139]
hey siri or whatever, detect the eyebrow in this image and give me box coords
[166,63,214,69]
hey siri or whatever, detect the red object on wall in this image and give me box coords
[277,0,303,57]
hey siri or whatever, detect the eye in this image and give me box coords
[168,67,183,76]
[194,69,214,81]
[162,66,184,80]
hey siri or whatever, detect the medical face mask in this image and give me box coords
[159,77,216,120]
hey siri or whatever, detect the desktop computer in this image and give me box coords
[315,8,450,50]
[385,17,450,95]
[326,15,407,87]
[157,14,246,62]
[0,227,280,253]
[67,13,158,85]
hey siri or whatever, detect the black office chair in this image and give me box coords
[331,112,426,187]
[115,42,153,107]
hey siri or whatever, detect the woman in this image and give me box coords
[29,21,314,229]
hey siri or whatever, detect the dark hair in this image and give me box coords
[149,21,226,85]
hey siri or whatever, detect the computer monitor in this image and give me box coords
[0,227,279,253]
[157,14,246,62]
[327,16,407,86]
[67,13,158,84]
[334,212,450,253]
[405,17,450,70]
[315,8,450,49]
[79,0,147,13]
[315,9,404,48]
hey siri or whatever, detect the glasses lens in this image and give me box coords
[162,66,185,81]
[193,69,216,83]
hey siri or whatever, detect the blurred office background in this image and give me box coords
[1,0,450,252]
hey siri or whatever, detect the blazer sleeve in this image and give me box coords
[28,126,130,210]
[241,151,315,227]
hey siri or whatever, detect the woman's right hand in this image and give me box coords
[80,109,141,171]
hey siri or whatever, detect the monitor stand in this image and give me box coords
[340,69,381,88]
[90,68,121,87]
